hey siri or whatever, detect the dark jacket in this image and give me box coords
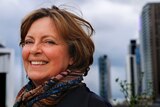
[56,84,112,107]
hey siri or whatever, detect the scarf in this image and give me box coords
[13,70,83,107]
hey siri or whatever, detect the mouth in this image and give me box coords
[30,61,48,65]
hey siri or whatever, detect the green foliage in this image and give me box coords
[115,78,154,107]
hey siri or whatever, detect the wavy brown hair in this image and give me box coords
[20,6,95,76]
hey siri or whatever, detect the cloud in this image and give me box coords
[78,0,139,68]
[2,0,160,102]
[111,66,126,99]
[0,0,56,57]
[84,63,126,99]
[84,65,99,95]
[0,0,135,100]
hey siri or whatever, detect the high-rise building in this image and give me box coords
[140,3,160,100]
[135,45,143,96]
[126,40,143,98]
[98,55,111,102]
[0,44,15,107]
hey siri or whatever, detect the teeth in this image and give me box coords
[31,61,47,65]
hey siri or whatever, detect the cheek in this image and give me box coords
[22,48,29,60]
[44,49,58,59]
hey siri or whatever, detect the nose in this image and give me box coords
[30,43,42,54]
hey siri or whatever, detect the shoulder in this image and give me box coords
[57,83,112,107]
[88,91,112,107]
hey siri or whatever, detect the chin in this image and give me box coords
[28,74,48,85]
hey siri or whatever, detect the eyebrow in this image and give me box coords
[25,35,33,39]
[42,35,58,41]
[25,35,58,40]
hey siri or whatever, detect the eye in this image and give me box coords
[44,40,56,45]
[24,40,34,45]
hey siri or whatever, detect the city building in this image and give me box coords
[140,3,160,101]
[0,44,15,107]
[98,55,111,102]
[135,45,143,96]
[126,40,143,98]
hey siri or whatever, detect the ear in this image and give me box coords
[69,57,74,65]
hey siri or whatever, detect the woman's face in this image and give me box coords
[22,17,73,86]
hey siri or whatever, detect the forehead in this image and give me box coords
[26,17,60,38]
[28,17,56,32]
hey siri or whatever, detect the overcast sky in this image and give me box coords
[1,0,160,103]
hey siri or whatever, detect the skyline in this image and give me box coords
[1,0,160,101]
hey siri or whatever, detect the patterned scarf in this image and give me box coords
[13,70,83,107]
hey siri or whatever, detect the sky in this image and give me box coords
[0,0,160,103]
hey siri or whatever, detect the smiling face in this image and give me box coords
[22,17,73,86]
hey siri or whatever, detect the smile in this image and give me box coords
[30,61,48,65]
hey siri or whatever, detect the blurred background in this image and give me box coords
[0,0,160,106]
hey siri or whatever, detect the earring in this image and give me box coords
[83,67,90,76]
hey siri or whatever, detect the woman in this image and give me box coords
[14,5,112,107]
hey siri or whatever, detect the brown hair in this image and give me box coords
[20,6,95,76]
